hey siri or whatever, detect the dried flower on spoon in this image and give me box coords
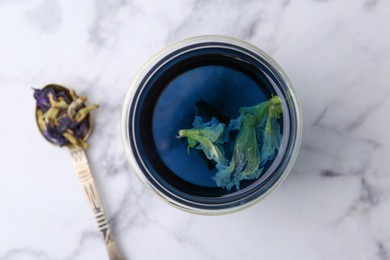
[33,86,99,149]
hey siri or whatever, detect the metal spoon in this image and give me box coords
[35,84,124,260]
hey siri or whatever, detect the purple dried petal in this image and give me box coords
[44,123,69,146]
[33,88,51,112]
[69,120,79,129]
[56,135,68,146]
[43,87,56,100]
[75,119,89,139]
[43,131,54,143]
[57,117,71,133]
[56,91,71,104]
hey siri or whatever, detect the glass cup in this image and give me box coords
[121,35,302,215]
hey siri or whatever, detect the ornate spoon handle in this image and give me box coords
[69,146,124,260]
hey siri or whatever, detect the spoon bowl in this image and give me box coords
[35,83,92,147]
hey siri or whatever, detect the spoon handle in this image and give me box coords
[69,146,124,260]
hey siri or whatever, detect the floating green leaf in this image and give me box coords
[213,113,262,190]
[178,117,227,167]
[179,96,283,191]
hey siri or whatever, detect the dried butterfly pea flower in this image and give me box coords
[63,132,88,149]
[34,87,98,149]
[48,93,69,109]
[44,122,68,146]
[68,96,87,119]
[69,89,79,101]
[37,110,47,132]
[43,107,60,122]
[56,91,72,104]
[75,104,99,123]
[74,119,89,139]
[57,116,71,133]
[33,88,53,112]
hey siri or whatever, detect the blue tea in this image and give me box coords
[124,37,301,212]
[133,47,281,200]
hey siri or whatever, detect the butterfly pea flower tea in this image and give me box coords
[122,36,302,214]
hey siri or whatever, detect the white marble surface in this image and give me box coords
[1,0,390,259]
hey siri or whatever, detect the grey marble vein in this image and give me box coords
[0,248,51,260]
[376,240,389,260]
[65,231,101,260]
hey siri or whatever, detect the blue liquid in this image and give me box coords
[131,48,278,199]
[153,65,270,188]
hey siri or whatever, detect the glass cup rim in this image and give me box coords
[121,35,302,215]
